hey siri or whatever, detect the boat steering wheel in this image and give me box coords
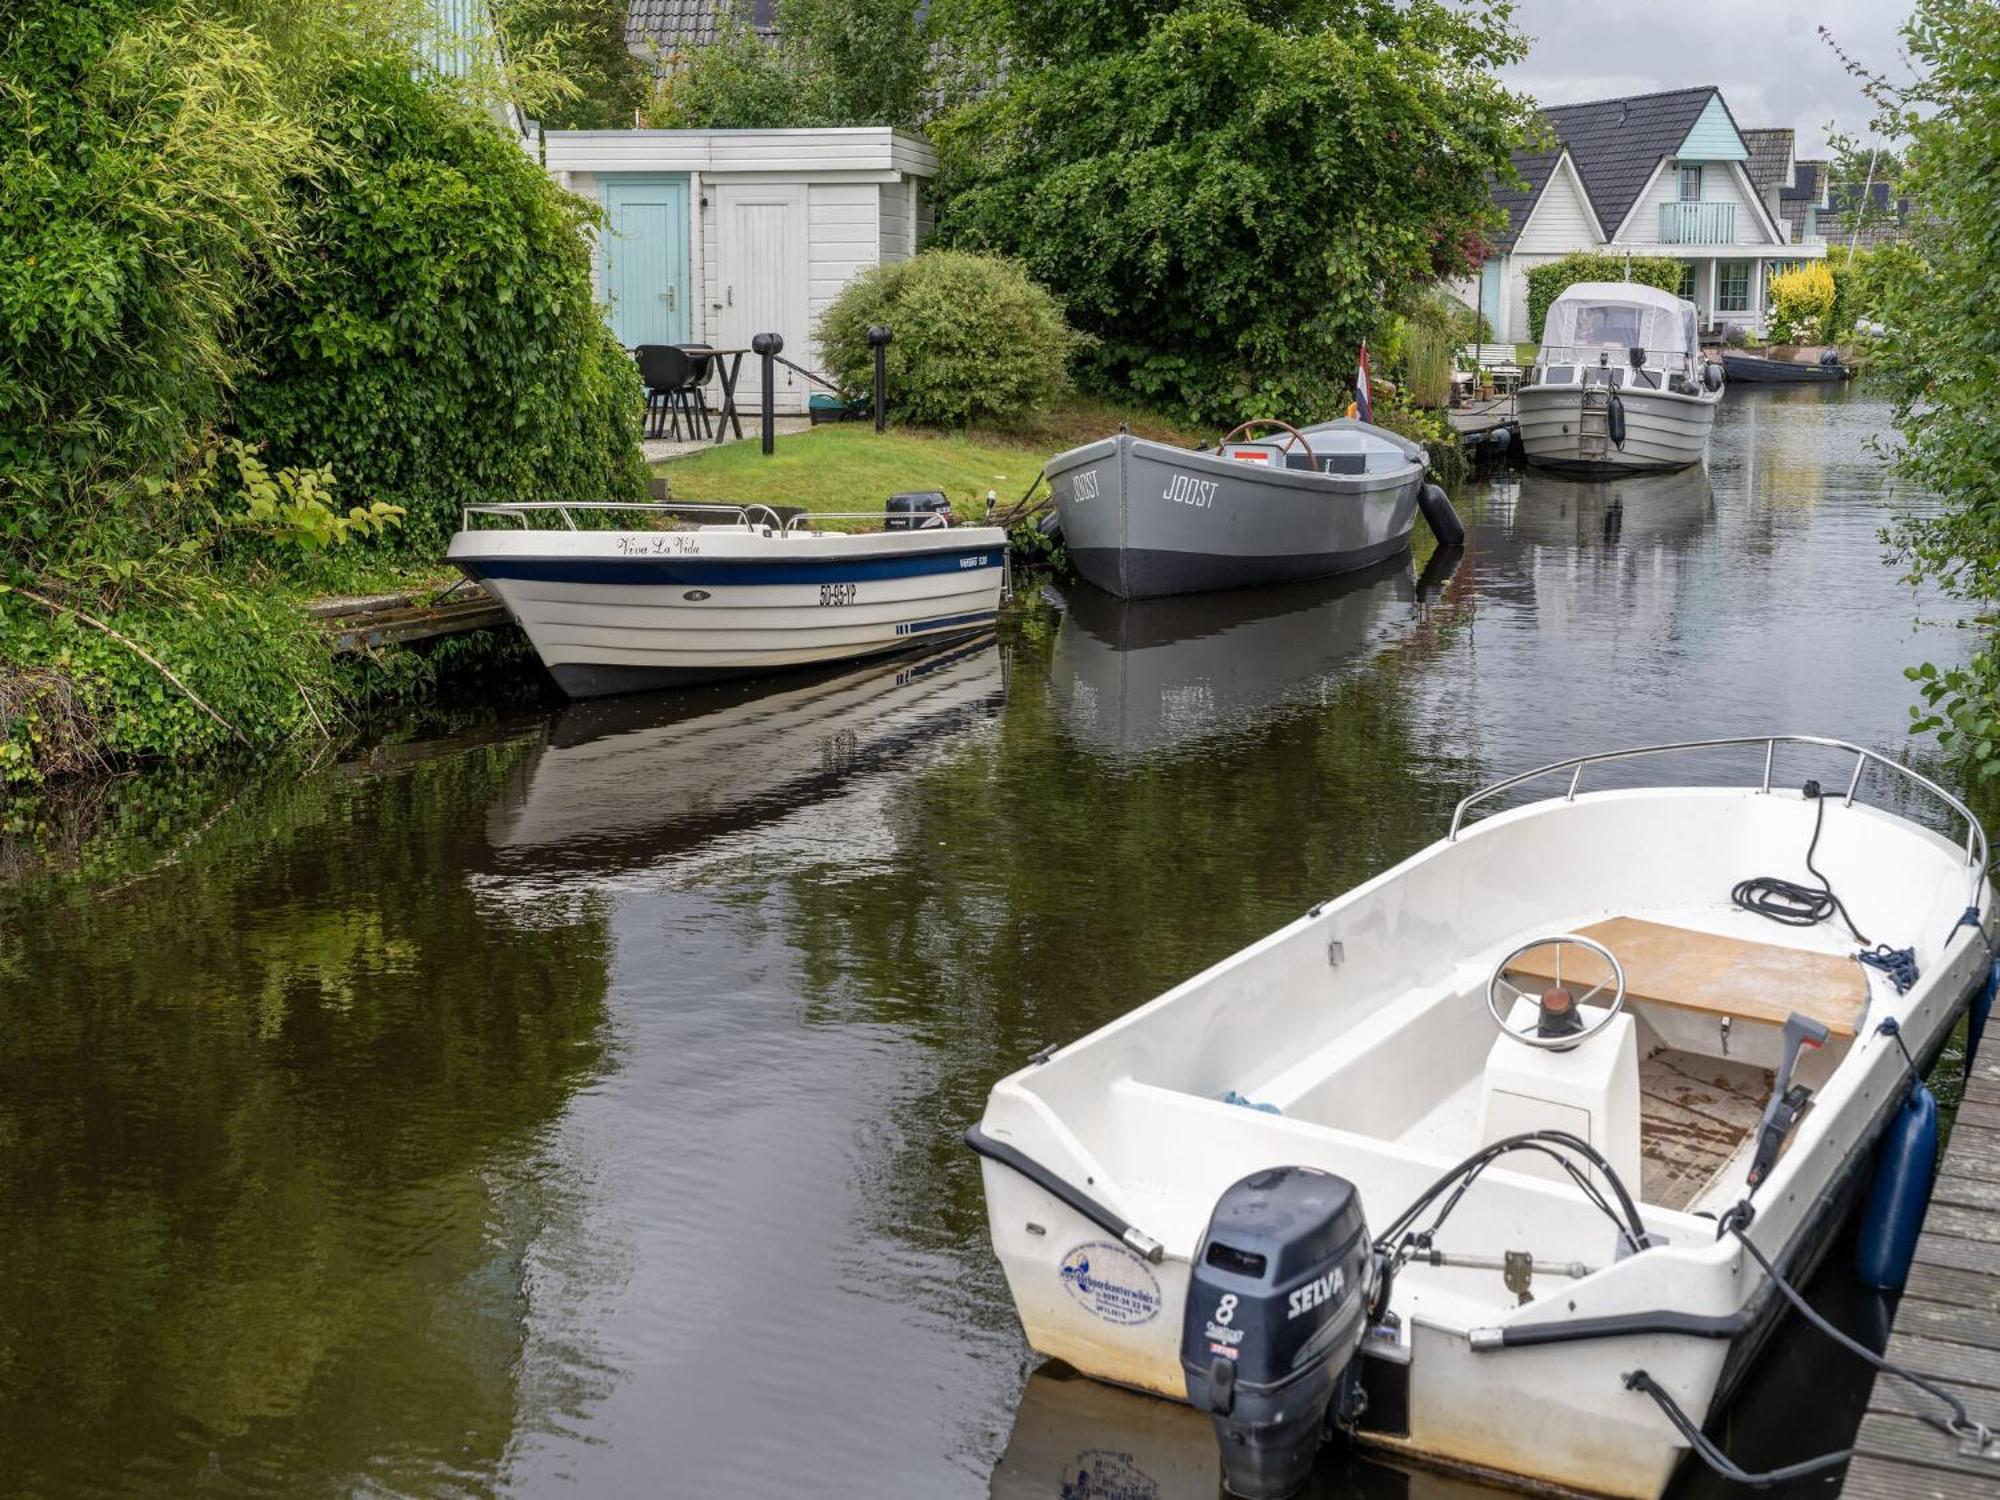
[1487,935,1627,1050]
[1220,419,1316,464]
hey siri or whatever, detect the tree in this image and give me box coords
[1823,5,2000,776]
[927,0,1534,424]
[499,0,645,128]
[640,0,932,129]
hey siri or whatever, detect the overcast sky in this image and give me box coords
[1495,0,1916,157]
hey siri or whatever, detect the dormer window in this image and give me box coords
[1678,164,1703,201]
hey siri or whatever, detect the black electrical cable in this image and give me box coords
[1377,1130,1648,1259]
[1622,1371,1852,1487]
[1728,1222,1990,1449]
[1626,1214,1996,1485]
[1731,783,1871,944]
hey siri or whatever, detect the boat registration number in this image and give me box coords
[820,583,858,606]
[1163,473,1218,509]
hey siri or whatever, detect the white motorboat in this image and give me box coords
[970,736,1993,1498]
[447,502,1006,698]
[1517,284,1724,475]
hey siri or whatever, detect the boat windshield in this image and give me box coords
[1539,294,1697,376]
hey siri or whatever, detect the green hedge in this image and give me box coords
[233,60,648,552]
[816,250,1083,427]
[1524,253,1687,341]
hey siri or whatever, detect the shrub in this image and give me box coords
[816,251,1084,427]
[0,0,320,568]
[1523,254,1686,341]
[231,59,649,553]
[1767,262,1836,344]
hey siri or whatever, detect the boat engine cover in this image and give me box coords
[1182,1166,1373,1499]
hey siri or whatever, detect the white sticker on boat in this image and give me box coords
[1059,1242,1161,1326]
[1068,471,1101,503]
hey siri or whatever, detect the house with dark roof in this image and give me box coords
[626,0,777,62]
[1461,87,1826,343]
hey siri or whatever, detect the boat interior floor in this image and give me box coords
[1635,1049,1771,1211]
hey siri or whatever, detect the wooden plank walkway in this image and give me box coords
[1446,395,1516,438]
[1845,1046,2000,1497]
[308,586,512,655]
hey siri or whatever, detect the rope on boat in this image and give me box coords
[1730,780,1871,943]
[1630,1210,1996,1483]
[1859,945,1921,995]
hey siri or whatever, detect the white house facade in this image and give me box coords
[540,127,936,413]
[1459,88,1826,344]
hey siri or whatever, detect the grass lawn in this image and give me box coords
[658,396,1206,519]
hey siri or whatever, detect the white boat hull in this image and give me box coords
[447,524,1007,697]
[974,743,1991,1496]
[1517,386,1718,475]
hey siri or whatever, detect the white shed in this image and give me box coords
[540,127,936,413]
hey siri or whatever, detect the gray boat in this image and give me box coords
[1046,418,1428,599]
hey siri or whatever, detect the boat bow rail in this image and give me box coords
[1448,735,1988,903]
[458,500,957,535]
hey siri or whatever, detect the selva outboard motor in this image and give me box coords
[1182,1166,1374,1499]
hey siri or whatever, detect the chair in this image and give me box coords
[635,345,707,440]
[675,344,716,437]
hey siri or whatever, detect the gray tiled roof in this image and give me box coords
[1539,86,1721,240]
[1490,146,1562,250]
[1740,128,1793,197]
[627,0,776,55]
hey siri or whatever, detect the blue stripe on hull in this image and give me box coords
[461,550,1003,588]
[897,609,998,636]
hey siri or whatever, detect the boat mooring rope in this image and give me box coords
[1629,1206,1996,1484]
[1730,781,1871,943]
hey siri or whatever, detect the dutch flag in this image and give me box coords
[1351,342,1374,425]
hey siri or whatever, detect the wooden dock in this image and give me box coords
[1447,395,1517,439]
[309,585,512,654]
[1844,1044,2000,1498]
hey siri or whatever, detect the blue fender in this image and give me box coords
[1855,1081,1939,1292]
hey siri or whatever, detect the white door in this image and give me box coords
[715,183,809,415]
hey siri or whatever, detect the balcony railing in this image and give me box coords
[1659,200,1737,245]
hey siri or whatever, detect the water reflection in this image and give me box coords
[1494,464,1715,547]
[1050,556,1461,760]
[483,634,1004,881]
[0,746,611,1497]
[0,386,1974,1498]
[994,1366,1499,1500]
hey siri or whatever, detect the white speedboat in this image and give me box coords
[1517,284,1724,475]
[970,736,1991,1498]
[448,502,1007,698]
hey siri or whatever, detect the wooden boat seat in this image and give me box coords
[1504,915,1866,1040]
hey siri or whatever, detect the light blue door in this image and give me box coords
[1479,259,1504,340]
[602,176,691,348]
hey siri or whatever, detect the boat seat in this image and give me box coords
[1503,916,1867,1040]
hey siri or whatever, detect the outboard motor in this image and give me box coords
[1182,1167,1374,1499]
[885,489,951,530]
[1703,361,1725,392]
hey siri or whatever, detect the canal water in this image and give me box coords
[0,387,1971,1497]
